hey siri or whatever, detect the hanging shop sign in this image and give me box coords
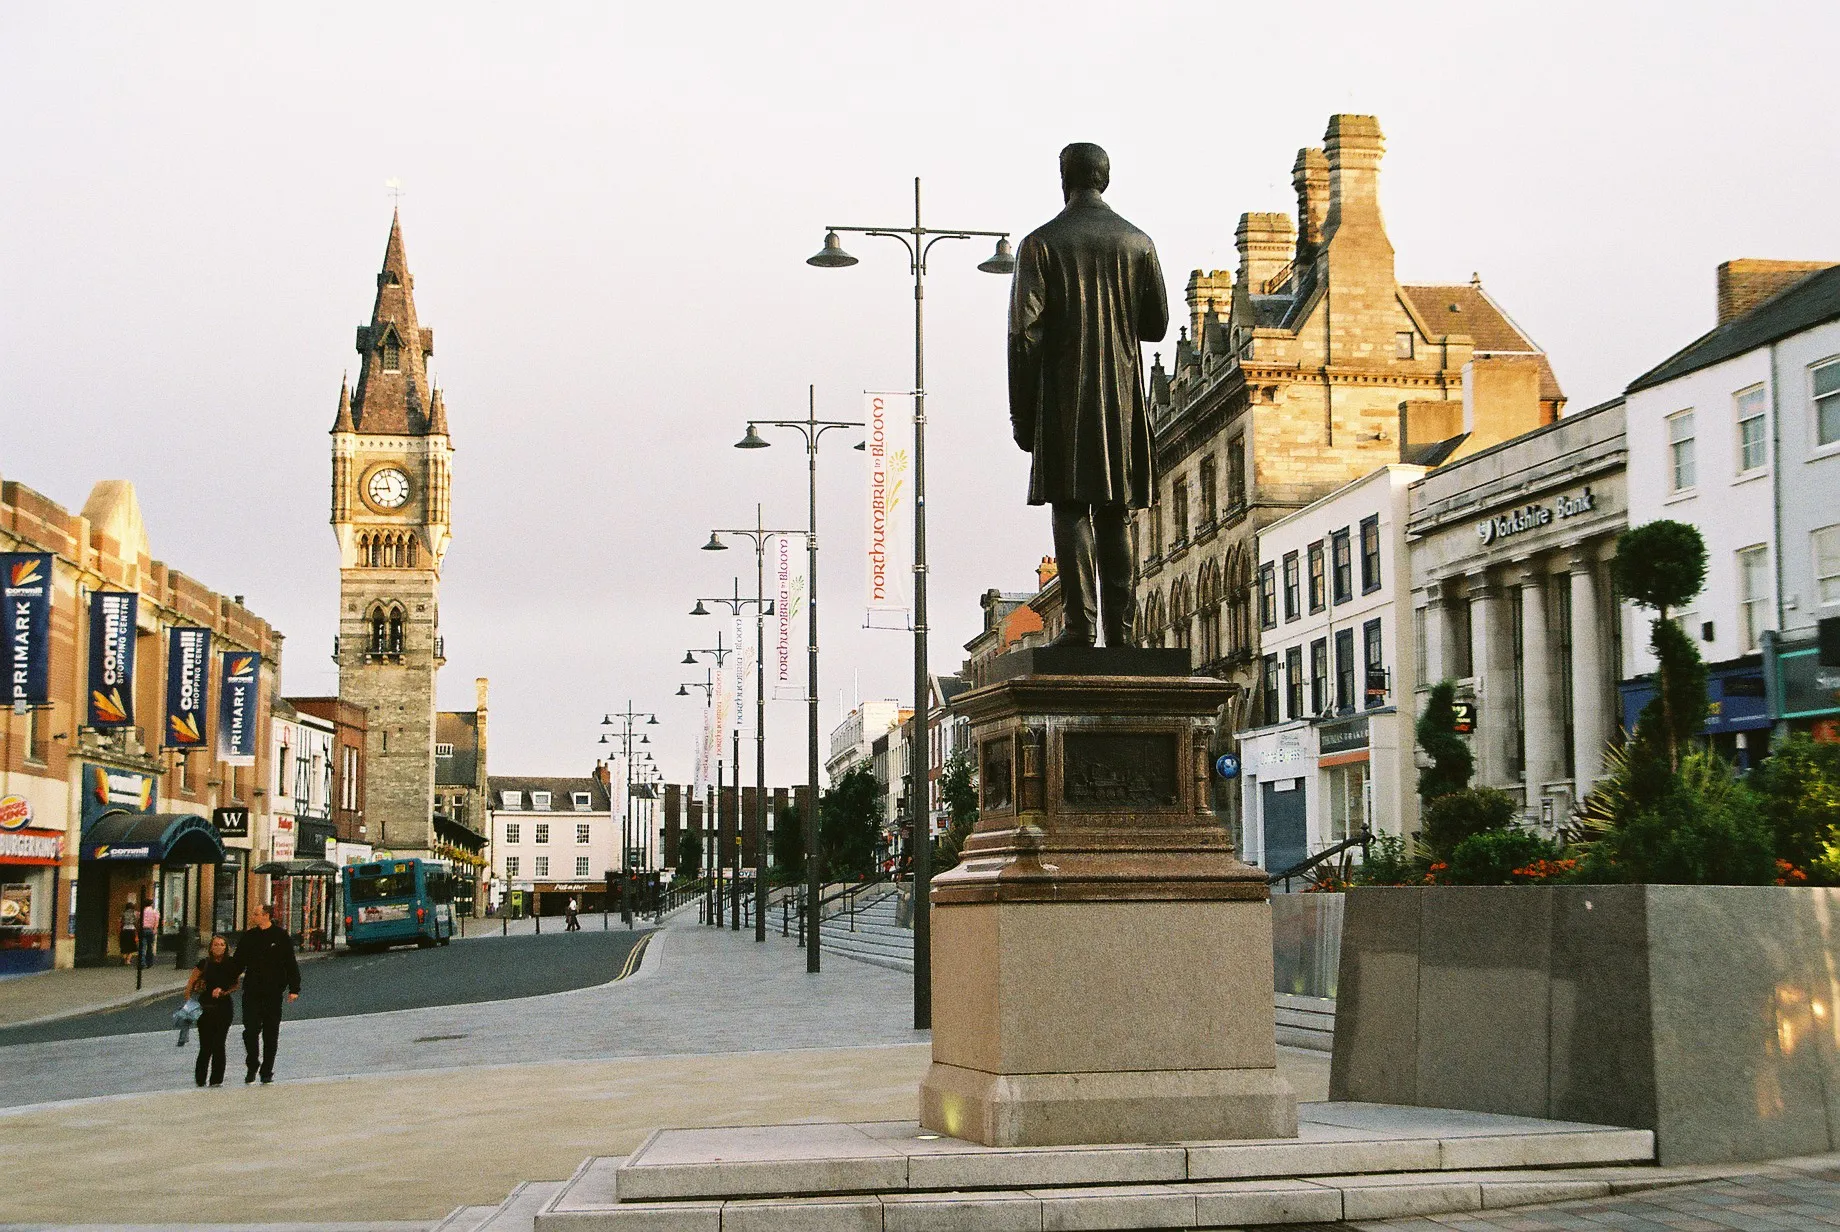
[0,795,31,831]
[80,764,156,833]
[163,626,211,750]
[87,591,139,727]
[0,828,62,866]
[212,807,250,839]
[1,554,53,707]
[1475,487,1599,547]
[216,651,259,766]
[1451,700,1477,734]
[1318,716,1372,757]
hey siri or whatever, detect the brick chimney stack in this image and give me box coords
[1292,147,1330,270]
[1716,259,1834,325]
[1318,114,1396,321]
[1186,269,1233,343]
[1036,556,1059,589]
[1235,213,1296,296]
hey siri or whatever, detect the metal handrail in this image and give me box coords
[1268,826,1374,892]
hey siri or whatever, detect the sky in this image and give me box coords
[3,2,1838,788]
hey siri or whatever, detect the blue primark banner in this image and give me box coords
[87,591,138,728]
[1,554,53,707]
[164,627,211,751]
[216,650,259,766]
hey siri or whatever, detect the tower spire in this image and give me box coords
[349,210,435,434]
[332,373,354,433]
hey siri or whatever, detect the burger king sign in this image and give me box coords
[0,795,30,831]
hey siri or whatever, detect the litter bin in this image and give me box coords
[173,925,200,970]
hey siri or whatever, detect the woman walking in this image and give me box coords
[186,934,239,1087]
[118,900,139,966]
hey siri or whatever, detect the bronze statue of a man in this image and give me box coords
[1009,142,1168,648]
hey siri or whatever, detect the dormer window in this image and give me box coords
[572,792,592,810]
[531,791,552,810]
[382,332,401,373]
[501,790,523,809]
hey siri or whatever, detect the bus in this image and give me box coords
[341,858,456,952]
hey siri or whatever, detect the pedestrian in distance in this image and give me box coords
[566,895,580,932]
[185,934,240,1086]
[139,898,161,968]
[119,900,139,966]
[234,902,300,1084]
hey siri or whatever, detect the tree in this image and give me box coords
[820,764,881,881]
[935,749,980,868]
[1421,786,1517,860]
[676,828,703,878]
[1612,521,1709,770]
[1416,681,1474,804]
[772,800,806,881]
[1754,736,1840,877]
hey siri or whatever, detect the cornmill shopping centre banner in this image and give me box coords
[1,554,53,707]
[87,591,138,728]
[862,393,913,629]
[164,626,211,751]
[772,533,807,701]
[217,650,259,765]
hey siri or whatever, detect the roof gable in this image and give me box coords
[1627,264,1840,393]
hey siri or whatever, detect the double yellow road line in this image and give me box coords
[614,932,652,981]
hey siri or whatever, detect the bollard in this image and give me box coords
[502,914,507,937]
[535,911,541,935]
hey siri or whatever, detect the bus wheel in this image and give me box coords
[416,936,435,949]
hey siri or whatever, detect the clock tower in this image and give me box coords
[331,211,452,857]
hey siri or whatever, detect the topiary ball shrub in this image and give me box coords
[1422,786,1518,859]
[1446,828,1563,885]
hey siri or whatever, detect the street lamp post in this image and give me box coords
[674,670,718,923]
[683,636,736,926]
[600,703,659,928]
[737,385,863,974]
[807,179,1014,1029]
[692,542,789,943]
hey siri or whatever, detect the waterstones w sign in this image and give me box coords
[164,627,211,750]
[87,591,138,728]
[216,651,259,766]
[862,392,913,629]
[0,554,52,707]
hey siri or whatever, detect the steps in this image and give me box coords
[818,891,915,974]
[434,1181,565,1232]
[1274,993,1336,1052]
[525,1104,1660,1230]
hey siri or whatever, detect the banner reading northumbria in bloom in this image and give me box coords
[771,533,807,701]
[164,627,211,751]
[1,554,53,707]
[862,393,913,629]
[87,591,138,728]
[216,650,259,766]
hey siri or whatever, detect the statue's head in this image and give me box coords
[1060,143,1111,201]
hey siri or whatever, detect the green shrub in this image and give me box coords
[1421,786,1517,859]
[1578,751,1774,885]
[1446,828,1562,885]
[1753,735,1840,877]
[1351,831,1417,886]
[1416,681,1474,804]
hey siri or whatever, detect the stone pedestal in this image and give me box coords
[919,649,1298,1147]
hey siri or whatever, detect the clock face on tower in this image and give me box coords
[366,467,411,510]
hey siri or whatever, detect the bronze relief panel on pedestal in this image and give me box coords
[1059,731,1180,809]
[980,737,1014,812]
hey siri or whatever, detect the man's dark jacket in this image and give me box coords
[1008,192,1168,508]
[234,925,301,1000]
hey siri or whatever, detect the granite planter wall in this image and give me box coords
[1330,885,1840,1165]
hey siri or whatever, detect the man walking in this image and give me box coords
[234,902,300,1084]
[138,897,161,969]
[566,895,580,932]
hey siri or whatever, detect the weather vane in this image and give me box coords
[385,177,405,208]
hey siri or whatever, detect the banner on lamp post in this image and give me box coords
[163,626,211,750]
[863,392,913,630]
[713,659,734,754]
[693,703,711,798]
[1,554,53,708]
[216,650,260,766]
[87,592,138,728]
[733,613,751,734]
[772,533,807,701]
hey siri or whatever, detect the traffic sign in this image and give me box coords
[1214,753,1241,780]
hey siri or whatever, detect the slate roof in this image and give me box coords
[488,775,611,812]
[1626,264,1840,393]
[1399,284,1564,404]
[436,711,478,786]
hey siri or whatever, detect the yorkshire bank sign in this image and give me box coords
[863,393,912,628]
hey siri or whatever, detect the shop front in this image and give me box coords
[256,858,339,950]
[1620,658,1773,770]
[1240,713,1392,888]
[1770,629,1840,743]
[0,793,62,974]
[75,801,226,967]
[210,807,249,937]
[532,881,605,916]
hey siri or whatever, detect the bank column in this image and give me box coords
[1468,571,1516,789]
[1567,548,1608,800]
[1517,560,1557,816]
[1418,580,1449,688]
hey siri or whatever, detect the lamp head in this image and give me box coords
[690,600,711,617]
[598,734,610,744]
[648,715,659,725]
[601,714,614,725]
[676,684,688,697]
[735,424,769,449]
[807,230,858,268]
[682,649,698,664]
[702,532,727,552]
[978,237,1017,275]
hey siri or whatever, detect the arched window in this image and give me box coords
[406,536,418,567]
[388,609,404,654]
[382,332,401,373]
[369,609,387,653]
[368,535,382,568]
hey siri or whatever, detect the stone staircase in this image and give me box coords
[818,886,915,973]
[432,1180,565,1232]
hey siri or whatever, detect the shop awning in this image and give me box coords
[81,811,226,864]
[253,858,339,877]
[433,814,486,852]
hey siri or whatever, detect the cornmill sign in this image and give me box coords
[1477,487,1598,547]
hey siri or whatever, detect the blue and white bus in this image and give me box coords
[341,858,456,952]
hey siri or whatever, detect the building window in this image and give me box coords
[576,823,591,845]
[382,332,401,373]
[1227,437,1246,510]
[1258,563,1277,629]
[1285,646,1304,720]
[1363,618,1385,709]
[1331,529,1353,604]
[1335,628,1356,714]
[1735,385,1768,473]
[1326,763,1367,844]
[1307,541,1326,613]
[342,746,358,810]
[1815,525,1840,606]
[1737,544,1771,653]
[1310,639,1329,715]
[505,822,521,844]
[1199,457,1217,526]
[534,856,549,878]
[1151,505,1164,558]
[1817,360,1840,448]
[1360,515,1382,593]
[176,749,190,790]
[1172,480,1189,543]
[535,823,550,845]
[532,791,552,810]
[1282,552,1301,622]
[501,790,523,809]
[1667,410,1696,491]
[576,856,591,878]
[276,740,289,795]
[435,742,454,758]
[1261,654,1280,725]
[504,856,519,878]
[1394,332,1415,360]
[573,791,592,810]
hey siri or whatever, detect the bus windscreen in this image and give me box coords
[350,872,418,902]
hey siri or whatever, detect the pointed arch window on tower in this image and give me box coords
[370,609,388,653]
[388,609,404,655]
[382,332,401,373]
[406,536,419,567]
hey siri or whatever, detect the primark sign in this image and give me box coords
[1476,487,1599,547]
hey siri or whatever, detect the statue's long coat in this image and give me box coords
[1008,194,1168,508]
